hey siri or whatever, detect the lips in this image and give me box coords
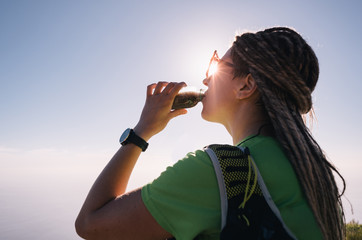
[202,91,207,100]
[201,91,207,105]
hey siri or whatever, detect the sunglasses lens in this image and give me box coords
[206,51,219,78]
[208,59,218,77]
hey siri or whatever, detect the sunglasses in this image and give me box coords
[205,50,234,78]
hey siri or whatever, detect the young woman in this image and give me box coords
[75,27,345,239]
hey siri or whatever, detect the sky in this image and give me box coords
[1,0,362,239]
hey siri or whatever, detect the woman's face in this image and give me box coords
[201,48,240,124]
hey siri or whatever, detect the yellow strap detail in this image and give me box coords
[238,155,258,209]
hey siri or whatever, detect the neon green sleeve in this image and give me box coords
[141,150,221,240]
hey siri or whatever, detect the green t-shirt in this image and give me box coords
[141,135,323,239]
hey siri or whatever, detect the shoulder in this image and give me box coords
[143,148,216,191]
[176,149,213,168]
[141,148,222,239]
[240,136,303,201]
[241,136,292,173]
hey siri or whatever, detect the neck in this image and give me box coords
[224,104,272,145]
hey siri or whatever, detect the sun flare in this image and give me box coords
[208,61,218,77]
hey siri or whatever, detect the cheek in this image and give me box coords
[201,75,234,122]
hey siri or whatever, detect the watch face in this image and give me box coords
[119,128,131,144]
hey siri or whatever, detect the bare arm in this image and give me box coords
[75,82,187,239]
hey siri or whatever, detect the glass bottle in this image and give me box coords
[172,88,205,110]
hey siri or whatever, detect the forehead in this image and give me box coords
[217,48,233,70]
[220,48,233,63]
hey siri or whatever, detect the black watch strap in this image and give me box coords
[119,128,148,152]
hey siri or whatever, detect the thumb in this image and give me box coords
[169,109,188,119]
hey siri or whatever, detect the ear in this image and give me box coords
[236,74,258,100]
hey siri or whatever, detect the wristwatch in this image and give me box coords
[119,128,148,152]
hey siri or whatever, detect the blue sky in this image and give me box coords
[1,1,362,239]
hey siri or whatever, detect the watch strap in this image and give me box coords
[120,129,148,151]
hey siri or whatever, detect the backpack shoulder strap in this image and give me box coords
[204,145,229,228]
[205,144,297,240]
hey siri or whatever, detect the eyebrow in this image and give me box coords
[218,59,234,68]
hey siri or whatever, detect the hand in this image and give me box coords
[134,82,187,141]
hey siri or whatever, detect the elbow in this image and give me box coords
[75,215,91,239]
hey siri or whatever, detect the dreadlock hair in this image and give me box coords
[231,27,345,239]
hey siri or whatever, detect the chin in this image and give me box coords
[201,110,208,121]
[201,106,225,125]
[201,107,209,121]
[201,101,220,123]
[201,108,215,123]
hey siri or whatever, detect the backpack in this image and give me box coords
[205,144,297,240]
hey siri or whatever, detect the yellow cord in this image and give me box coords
[237,155,258,226]
[242,215,250,226]
[238,155,258,209]
[241,154,252,208]
[249,155,258,200]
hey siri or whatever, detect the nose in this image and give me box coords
[203,78,209,86]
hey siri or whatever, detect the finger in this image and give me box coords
[147,83,157,96]
[162,82,176,94]
[153,81,168,95]
[169,108,188,119]
[169,82,187,97]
